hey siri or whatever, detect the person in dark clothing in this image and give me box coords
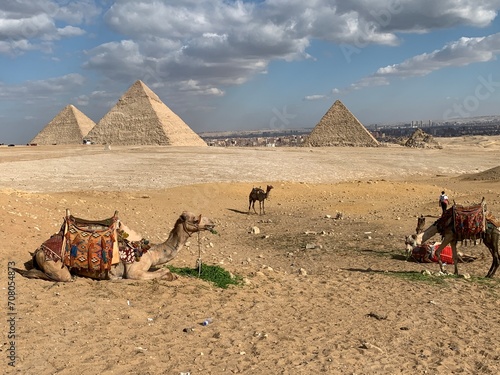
[439,191,449,214]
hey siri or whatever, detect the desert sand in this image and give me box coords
[1,136,499,374]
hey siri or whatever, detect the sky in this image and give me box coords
[1,0,500,144]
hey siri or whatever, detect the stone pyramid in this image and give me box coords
[30,104,96,145]
[303,100,379,147]
[86,80,207,146]
[404,128,441,149]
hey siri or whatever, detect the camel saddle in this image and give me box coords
[452,201,486,241]
[38,210,120,272]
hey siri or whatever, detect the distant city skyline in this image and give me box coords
[1,1,500,144]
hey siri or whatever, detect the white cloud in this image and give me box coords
[0,73,85,100]
[304,95,327,100]
[78,0,500,96]
[345,32,500,91]
[56,25,86,39]
[0,1,99,55]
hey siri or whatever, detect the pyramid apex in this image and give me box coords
[133,79,146,87]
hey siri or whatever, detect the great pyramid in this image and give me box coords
[30,104,96,145]
[303,100,379,147]
[86,80,206,146]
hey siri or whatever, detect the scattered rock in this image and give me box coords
[359,342,384,353]
[251,226,260,234]
[298,268,307,276]
[367,312,387,320]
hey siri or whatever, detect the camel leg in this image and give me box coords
[18,250,73,282]
[434,235,454,274]
[125,264,178,280]
[484,239,499,278]
[260,200,264,215]
[450,241,459,275]
[484,226,499,278]
[249,199,257,214]
[485,248,499,278]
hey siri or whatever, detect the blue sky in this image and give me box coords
[1,0,500,144]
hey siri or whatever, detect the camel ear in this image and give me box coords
[197,214,202,223]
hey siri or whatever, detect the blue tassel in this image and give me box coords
[70,245,78,257]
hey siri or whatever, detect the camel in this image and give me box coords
[248,185,273,215]
[405,203,500,278]
[14,211,215,282]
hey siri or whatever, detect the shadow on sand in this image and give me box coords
[227,208,249,215]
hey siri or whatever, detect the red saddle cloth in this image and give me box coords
[412,243,455,264]
[453,203,486,240]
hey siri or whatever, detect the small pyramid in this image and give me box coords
[303,100,379,147]
[30,105,96,145]
[86,80,207,146]
[404,129,441,149]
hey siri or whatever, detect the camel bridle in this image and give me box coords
[181,214,203,237]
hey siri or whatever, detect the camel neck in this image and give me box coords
[149,222,191,266]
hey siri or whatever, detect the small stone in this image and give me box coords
[298,268,307,276]
[305,243,316,249]
[251,226,260,234]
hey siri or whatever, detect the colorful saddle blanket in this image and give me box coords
[63,213,118,272]
[453,203,486,241]
[411,242,454,264]
[38,211,119,272]
[117,228,151,264]
[38,210,150,272]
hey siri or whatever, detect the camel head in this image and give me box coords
[416,215,426,234]
[178,211,216,234]
[266,185,274,194]
[404,233,423,256]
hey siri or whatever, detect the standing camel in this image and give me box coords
[248,185,274,215]
[405,202,500,278]
[14,211,215,282]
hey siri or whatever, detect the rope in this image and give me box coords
[197,231,202,277]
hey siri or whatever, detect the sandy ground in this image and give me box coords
[1,136,500,374]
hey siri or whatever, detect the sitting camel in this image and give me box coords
[248,185,274,215]
[405,202,500,278]
[15,211,215,282]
